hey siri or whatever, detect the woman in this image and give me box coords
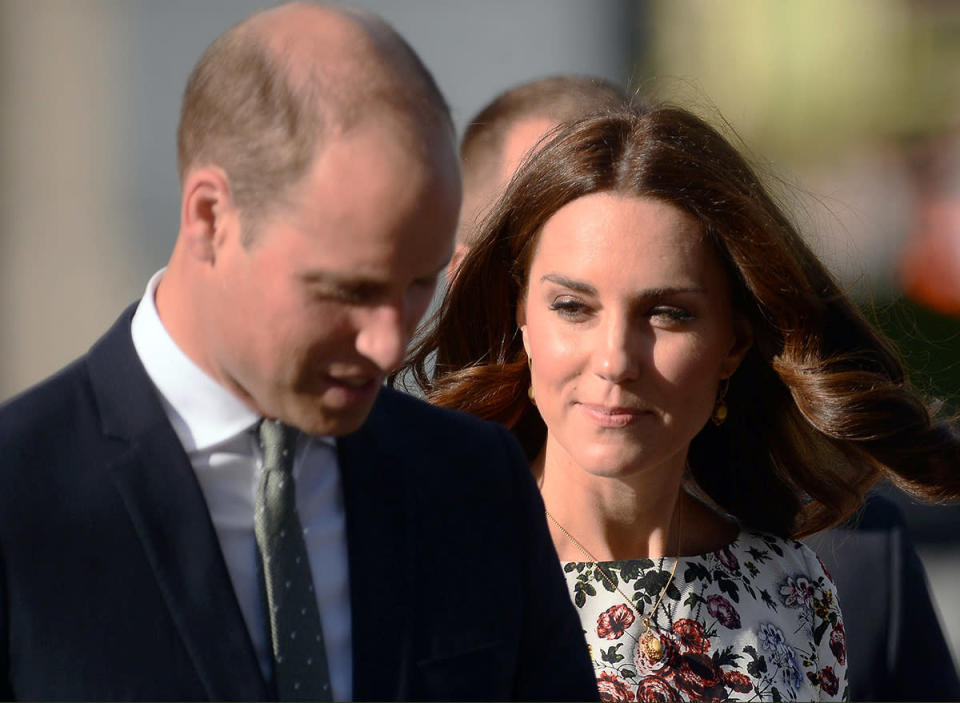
[398,105,960,701]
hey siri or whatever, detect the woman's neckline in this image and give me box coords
[557,525,751,564]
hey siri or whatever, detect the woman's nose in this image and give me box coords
[591,316,641,383]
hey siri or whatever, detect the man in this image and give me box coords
[449,75,629,277]
[0,5,596,700]
[458,74,960,701]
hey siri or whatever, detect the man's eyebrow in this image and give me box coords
[300,271,380,289]
[299,260,448,291]
[540,273,708,298]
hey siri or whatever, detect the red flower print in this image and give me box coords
[596,672,636,702]
[597,604,635,640]
[829,622,847,665]
[722,670,753,693]
[818,554,834,582]
[635,675,679,702]
[671,618,709,654]
[820,666,840,696]
[706,594,741,630]
[718,546,740,572]
[779,575,814,608]
[674,652,726,701]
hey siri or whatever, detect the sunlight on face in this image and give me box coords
[518,193,751,480]
[208,121,460,436]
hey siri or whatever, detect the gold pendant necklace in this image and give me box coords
[545,504,681,663]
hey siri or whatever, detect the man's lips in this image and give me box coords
[318,373,382,407]
[330,376,377,389]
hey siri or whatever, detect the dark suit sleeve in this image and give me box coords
[810,494,960,702]
[1,551,12,701]
[497,428,600,701]
[889,528,960,700]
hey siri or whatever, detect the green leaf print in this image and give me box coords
[813,619,830,645]
[717,576,740,603]
[600,644,624,664]
[593,566,618,591]
[684,561,710,584]
[619,561,642,582]
[712,645,740,667]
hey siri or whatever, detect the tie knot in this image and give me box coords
[258,418,298,474]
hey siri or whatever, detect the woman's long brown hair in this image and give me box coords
[395,105,960,538]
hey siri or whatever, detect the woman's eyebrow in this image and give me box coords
[541,273,708,298]
[540,273,597,295]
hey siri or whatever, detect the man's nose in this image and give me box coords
[355,303,409,373]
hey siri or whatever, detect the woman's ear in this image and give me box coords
[179,165,236,263]
[721,312,754,378]
[516,297,531,358]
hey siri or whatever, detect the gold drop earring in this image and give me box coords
[711,377,730,426]
[527,356,536,406]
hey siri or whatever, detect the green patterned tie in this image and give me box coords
[255,419,333,701]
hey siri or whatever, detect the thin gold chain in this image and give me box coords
[545,505,681,629]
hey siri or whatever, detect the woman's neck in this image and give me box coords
[535,441,686,562]
[535,437,740,561]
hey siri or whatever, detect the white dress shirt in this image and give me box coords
[130,269,352,701]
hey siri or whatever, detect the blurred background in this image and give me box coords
[1,0,958,665]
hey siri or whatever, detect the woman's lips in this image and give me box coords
[578,403,650,428]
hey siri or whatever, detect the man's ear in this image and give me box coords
[179,165,236,263]
[721,312,754,379]
[446,242,470,283]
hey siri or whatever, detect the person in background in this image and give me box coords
[443,76,960,701]
[449,74,628,278]
[806,494,960,700]
[0,5,598,700]
[400,102,960,701]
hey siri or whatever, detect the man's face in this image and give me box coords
[451,117,558,279]
[207,121,460,435]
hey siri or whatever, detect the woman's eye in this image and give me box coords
[650,306,694,324]
[549,298,591,319]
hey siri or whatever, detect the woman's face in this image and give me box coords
[517,192,751,480]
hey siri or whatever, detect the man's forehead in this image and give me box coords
[498,117,560,185]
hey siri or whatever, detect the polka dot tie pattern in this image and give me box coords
[255,419,333,701]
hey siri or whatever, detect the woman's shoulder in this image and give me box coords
[714,529,836,584]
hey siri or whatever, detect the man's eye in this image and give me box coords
[412,275,439,291]
[311,288,365,305]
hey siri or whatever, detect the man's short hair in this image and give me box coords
[456,75,628,247]
[460,75,628,199]
[176,4,451,240]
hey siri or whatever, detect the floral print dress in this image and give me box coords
[562,530,847,702]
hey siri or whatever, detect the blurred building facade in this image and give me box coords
[0,0,637,402]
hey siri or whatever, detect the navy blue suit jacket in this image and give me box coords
[0,305,597,701]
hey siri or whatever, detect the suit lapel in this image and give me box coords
[338,392,415,701]
[88,306,269,700]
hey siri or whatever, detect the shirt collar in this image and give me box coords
[131,269,260,453]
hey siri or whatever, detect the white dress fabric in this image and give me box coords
[562,530,848,701]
